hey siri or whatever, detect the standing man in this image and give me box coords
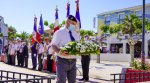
[19,41,24,67]
[38,42,44,71]
[46,40,53,72]
[8,42,12,65]
[22,42,29,68]
[31,41,38,70]
[16,39,21,66]
[10,41,17,65]
[51,15,79,83]
[79,35,91,82]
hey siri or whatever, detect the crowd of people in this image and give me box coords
[3,38,56,73]
[1,15,91,83]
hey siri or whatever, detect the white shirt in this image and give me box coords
[38,44,44,54]
[51,28,80,59]
[17,43,21,51]
[19,44,24,53]
[10,44,16,55]
[48,44,53,55]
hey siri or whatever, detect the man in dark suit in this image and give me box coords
[22,42,29,68]
[79,35,91,82]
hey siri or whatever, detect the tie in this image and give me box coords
[69,31,75,41]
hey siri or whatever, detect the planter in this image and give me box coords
[124,68,150,83]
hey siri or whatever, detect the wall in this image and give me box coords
[100,53,131,62]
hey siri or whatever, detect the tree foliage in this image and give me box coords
[44,20,49,26]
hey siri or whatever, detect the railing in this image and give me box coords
[111,72,150,83]
[0,70,55,83]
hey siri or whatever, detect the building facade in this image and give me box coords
[97,4,150,59]
[0,16,8,54]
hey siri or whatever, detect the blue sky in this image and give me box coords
[0,0,150,34]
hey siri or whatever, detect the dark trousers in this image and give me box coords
[56,57,76,83]
[81,55,90,80]
[8,54,12,65]
[11,55,16,65]
[38,54,43,71]
[20,53,24,67]
[47,54,53,72]
[32,53,37,69]
[24,57,28,68]
[17,51,21,66]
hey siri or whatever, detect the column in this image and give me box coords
[123,43,126,54]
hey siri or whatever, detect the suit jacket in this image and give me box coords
[23,45,29,58]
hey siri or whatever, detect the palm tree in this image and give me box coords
[19,31,29,41]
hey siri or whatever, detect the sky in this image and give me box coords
[0,0,150,34]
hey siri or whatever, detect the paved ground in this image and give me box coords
[0,57,132,83]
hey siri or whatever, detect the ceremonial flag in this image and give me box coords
[36,14,44,43]
[66,2,70,17]
[54,7,59,33]
[32,16,37,44]
[75,0,81,28]
[38,14,44,35]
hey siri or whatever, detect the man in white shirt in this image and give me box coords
[10,41,17,65]
[51,15,79,83]
[46,40,53,72]
[38,42,44,71]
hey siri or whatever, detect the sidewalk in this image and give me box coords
[0,58,131,83]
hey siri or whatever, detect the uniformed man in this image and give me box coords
[46,40,53,72]
[19,40,24,67]
[10,41,17,65]
[16,39,22,66]
[51,15,79,83]
[22,42,29,68]
[31,42,38,70]
[38,41,44,71]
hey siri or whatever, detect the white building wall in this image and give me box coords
[0,16,8,46]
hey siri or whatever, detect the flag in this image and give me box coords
[38,14,44,35]
[66,2,70,17]
[75,0,81,28]
[36,14,45,43]
[54,7,59,33]
[32,16,37,44]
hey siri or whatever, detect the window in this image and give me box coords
[111,18,119,24]
[105,21,110,25]
[105,16,111,22]
[105,16,111,25]
[119,14,125,20]
[136,11,142,16]
[98,15,105,20]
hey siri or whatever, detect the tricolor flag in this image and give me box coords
[75,0,81,28]
[38,14,44,35]
[66,2,70,17]
[32,16,37,44]
[54,7,59,33]
[36,14,44,43]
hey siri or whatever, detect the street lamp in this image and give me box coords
[141,0,145,65]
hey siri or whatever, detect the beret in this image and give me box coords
[68,15,77,22]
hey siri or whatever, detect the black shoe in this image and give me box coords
[32,67,36,70]
[79,78,85,81]
[84,79,89,82]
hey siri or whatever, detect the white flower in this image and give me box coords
[80,45,86,53]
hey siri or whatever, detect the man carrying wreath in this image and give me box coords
[51,15,80,83]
